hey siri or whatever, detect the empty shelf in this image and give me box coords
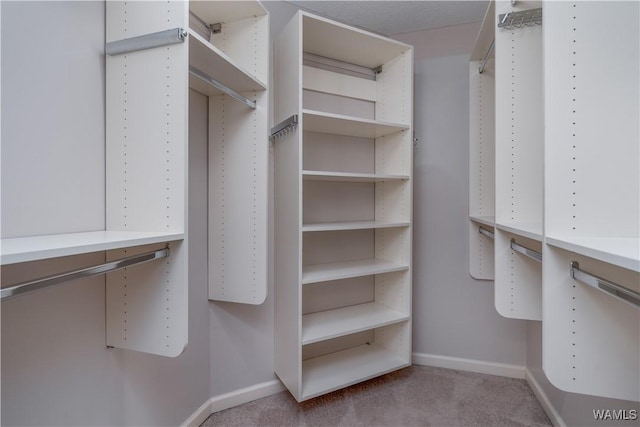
[302,302,409,345]
[495,222,543,241]
[469,215,495,227]
[1,231,184,265]
[303,110,409,138]
[301,343,409,400]
[188,30,266,96]
[303,171,409,183]
[302,259,409,285]
[546,236,640,273]
[303,220,410,232]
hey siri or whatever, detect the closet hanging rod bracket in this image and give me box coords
[570,262,640,308]
[510,239,542,262]
[189,66,256,109]
[0,248,170,300]
[479,227,495,240]
[105,27,187,56]
[270,115,298,141]
[497,8,542,30]
[478,39,495,74]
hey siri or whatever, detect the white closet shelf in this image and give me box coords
[301,12,410,70]
[188,30,267,96]
[0,231,184,265]
[303,110,409,138]
[303,170,409,183]
[469,215,495,227]
[301,343,409,400]
[302,259,409,285]
[495,222,543,241]
[302,220,410,232]
[302,302,409,345]
[190,1,267,25]
[546,236,640,273]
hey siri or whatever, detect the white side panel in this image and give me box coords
[469,221,495,280]
[105,1,189,357]
[376,51,412,126]
[208,91,268,304]
[494,0,543,228]
[543,246,640,401]
[494,229,542,320]
[273,13,303,400]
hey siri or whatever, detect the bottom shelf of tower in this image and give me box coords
[299,323,411,401]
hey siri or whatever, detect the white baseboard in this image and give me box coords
[525,368,566,427]
[181,379,286,427]
[412,352,526,379]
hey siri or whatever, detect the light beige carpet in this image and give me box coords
[201,365,551,426]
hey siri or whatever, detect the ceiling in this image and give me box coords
[285,1,490,36]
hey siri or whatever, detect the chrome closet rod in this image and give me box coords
[479,227,495,240]
[478,39,495,74]
[510,239,542,263]
[570,262,640,309]
[106,28,187,56]
[270,115,298,141]
[0,248,169,300]
[189,66,257,109]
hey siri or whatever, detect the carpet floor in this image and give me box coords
[201,365,552,427]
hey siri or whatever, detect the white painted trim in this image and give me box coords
[525,368,566,427]
[412,352,525,379]
[181,380,286,427]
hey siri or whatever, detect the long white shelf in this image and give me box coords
[302,220,410,232]
[303,109,409,139]
[301,343,409,400]
[0,231,184,265]
[302,302,409,345]
[302,259,409,285]
[546,236,640,273]
[303,170,409,183]
[469,215,495,227]
[188,29,267,96]
[495,222,543,242]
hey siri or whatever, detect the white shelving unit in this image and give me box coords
[274,11,413,402]
[543,1,639,401]
[469,1,496,281]
[493,0,543,321]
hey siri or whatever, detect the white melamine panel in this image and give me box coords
[301,342,409,400]
[375,51,412,125]
[494,0,543,230]
[469,221,495,280]
[302,259,409,285]
[106,1,186,42]
[302,221,410,232]
[546,237,640,273]
[375,131,412,177]
[495,222,542,242]
[303,66,376,102]
[301,302,409,345]
[188,30,266,95]
[303,110,408,139]
[106,241,188,357]
[302,278,374,315]
[470,216,495,228]
[208,90,268,304]
[189,1,267,27]
[303,90,375,120]
[494,230,542,320]
[273,12,303,400]
[303,171,409,182]
[0,231,183,265]
[544,1,639,239]
[303,132,374,174]
[543,246,640,401]
[301,13,410,69]
[303,181,374,224]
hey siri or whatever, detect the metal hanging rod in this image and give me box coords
[189,66,256,109]
[303,53,380,81]
[106,28,187,56]
[479,39,495,74]
[510,239,542,262]
[0,248,169,300]
[270,115,298,141]
[479,227,495,240]
[498,8,542,30]
[571,262,640,309]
